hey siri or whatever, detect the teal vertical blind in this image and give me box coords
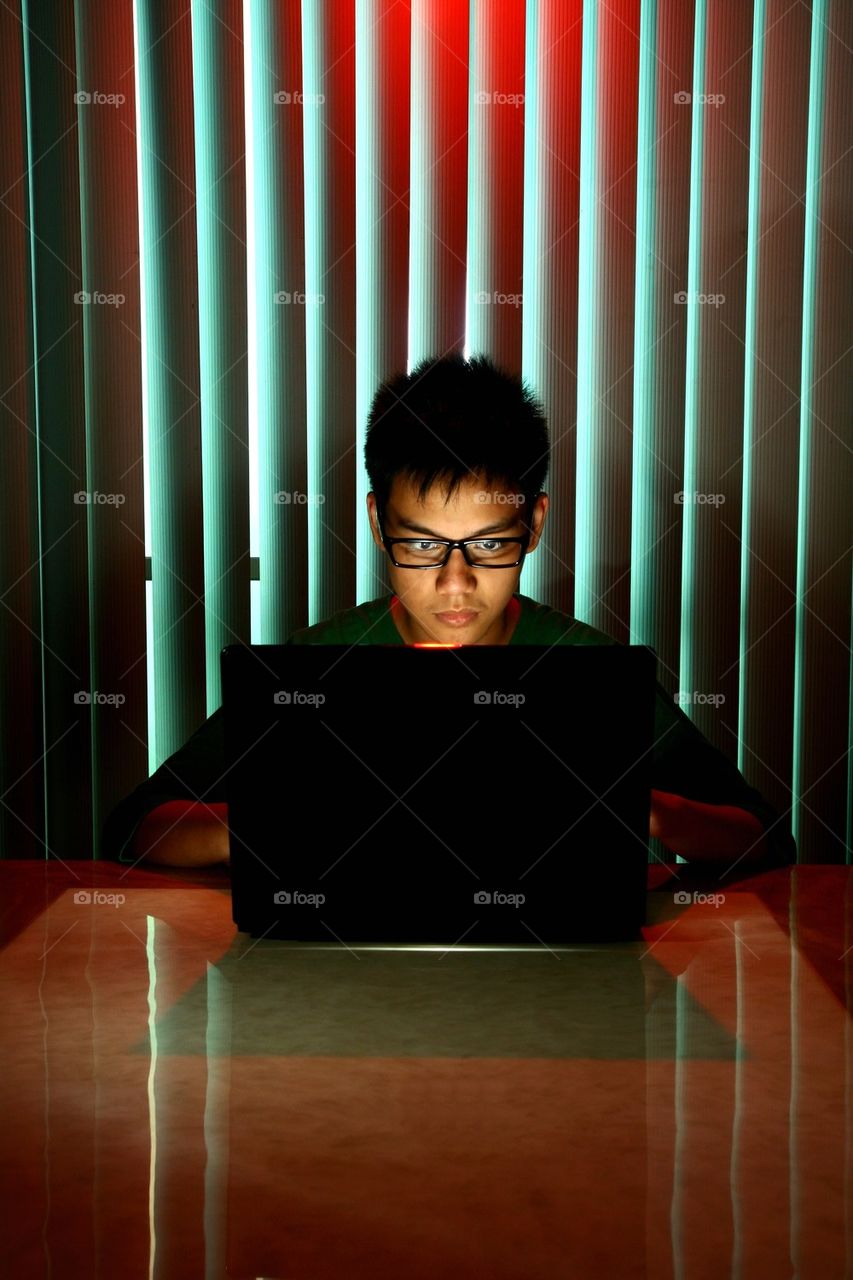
[354,0,411,601]
[0,0,850,861]
[191,0,250,715]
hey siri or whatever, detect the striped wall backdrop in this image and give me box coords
[0,0,850,863]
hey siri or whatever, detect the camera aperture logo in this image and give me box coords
[673,890,725,908]
[473,690,525,707]
[75,690,126,706]
[273,890,325,907]
[74,890,125,907]
[473,890,525,907]
[273,690,325,706]
[74,90,125,108]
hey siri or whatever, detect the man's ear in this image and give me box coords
[366,492,383,548]
[526,493,549,552]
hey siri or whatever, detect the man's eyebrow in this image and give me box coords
[396,516,521,538]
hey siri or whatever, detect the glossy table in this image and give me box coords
[0,859,850,1279]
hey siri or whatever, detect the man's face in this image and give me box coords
[367,475,548,645]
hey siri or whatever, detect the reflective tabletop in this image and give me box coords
[1,859,850,1279]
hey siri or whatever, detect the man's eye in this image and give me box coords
[413,541,441,552]
[469,540,501,552]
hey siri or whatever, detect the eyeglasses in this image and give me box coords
[377,512,530,569]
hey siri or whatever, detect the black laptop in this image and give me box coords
[220,642,657,944]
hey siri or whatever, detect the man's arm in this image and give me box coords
[647,685,796,870]
[129,800,230,867]
[650,789,769,865]
[102,708,229,865]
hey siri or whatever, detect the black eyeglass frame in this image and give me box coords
[375,509,531,569]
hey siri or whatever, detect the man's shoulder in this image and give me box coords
[287,594,398,645]
[513,594,620,646]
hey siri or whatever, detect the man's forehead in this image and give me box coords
[388,476,522,509]
[383,490,523,537]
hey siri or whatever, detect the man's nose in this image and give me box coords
[435,546,477,589]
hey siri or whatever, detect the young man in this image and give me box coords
[103,354,796,873]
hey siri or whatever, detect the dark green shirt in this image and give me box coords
[103,592,796,870]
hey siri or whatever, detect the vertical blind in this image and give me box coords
[0,0,850,863]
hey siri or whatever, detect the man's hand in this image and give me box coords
[648,788,682,843]
[649,788,768,864]
[130,801,230,867]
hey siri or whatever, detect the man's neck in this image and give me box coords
[390,594,521,645]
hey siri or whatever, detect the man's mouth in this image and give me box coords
[434,610,479,627]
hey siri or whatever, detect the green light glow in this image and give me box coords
[134,0,207,765]
[678,0,708,706]
[19,0,50,820]
[629,0,666,868]
[407,8,427,370]
[246,2,307,644]
[519,0,543,604]
[355,0,384,603]
[574,0,600,624]
[190,0,249,710]
[248,0,278,641]
[145,913,159,1272]
[131,0,156,772]
[738,0,767,773]
[792,0,829,850]
[203,961,231,1269]
[629,0,659,647]
[242,0,260,640]
[463,0,480,366]
[301,0,324,623]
